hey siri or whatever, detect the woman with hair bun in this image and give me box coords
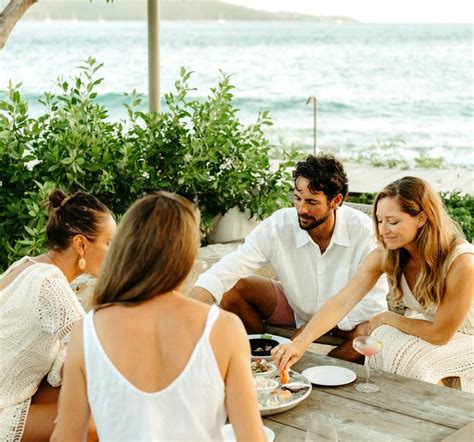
[52,191,265,441]
[0,189,116,441]
[272,177,474,391]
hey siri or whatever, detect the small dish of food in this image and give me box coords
[251,358,278,378]
[249,338,279,358]
[253,376,279,397]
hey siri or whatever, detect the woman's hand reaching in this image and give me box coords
[271,340,306,373]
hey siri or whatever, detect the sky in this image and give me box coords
[224,0,474,23]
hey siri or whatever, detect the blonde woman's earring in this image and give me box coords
[78,257,87,271]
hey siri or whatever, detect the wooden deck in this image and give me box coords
[345,164,473,195]
[263,352,474,441]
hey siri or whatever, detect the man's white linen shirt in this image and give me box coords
[195,205,388,329]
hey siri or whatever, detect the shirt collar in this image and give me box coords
[294,207,351,249]
[295,223,312,248]
[331,207,351,247]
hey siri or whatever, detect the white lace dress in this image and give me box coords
[369,243,474,392]
[0,257,85,441]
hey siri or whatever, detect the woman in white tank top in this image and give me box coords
[52,192,266,441]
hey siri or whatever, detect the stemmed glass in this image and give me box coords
[352,336,382,393]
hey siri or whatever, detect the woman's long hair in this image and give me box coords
[91,191,200,309]
[373,177,464,309]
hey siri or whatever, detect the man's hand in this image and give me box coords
[188,287,217,305]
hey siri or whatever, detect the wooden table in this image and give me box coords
[263,353,474,441]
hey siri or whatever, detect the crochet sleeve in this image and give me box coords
[38,272,85,386]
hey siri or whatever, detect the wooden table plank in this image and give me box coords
[442,422,474,442]
[265,390,455,441]
[262,419,306,441]
[292,354,474,430]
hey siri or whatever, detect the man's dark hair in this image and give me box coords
[293,154,349,201]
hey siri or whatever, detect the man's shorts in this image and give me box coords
[264,281,296,327]
[263,282,349,341]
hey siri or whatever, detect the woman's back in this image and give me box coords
[84,295,226,440]
[52,192,265,442]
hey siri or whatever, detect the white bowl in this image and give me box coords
[221,424,275,442]
[251,359,278,378]
[253,377,279,396]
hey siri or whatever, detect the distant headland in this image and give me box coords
[22,0,356,22]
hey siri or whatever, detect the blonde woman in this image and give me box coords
[52,192,265,441]
[272,177,474,391]
[0,189,115,442]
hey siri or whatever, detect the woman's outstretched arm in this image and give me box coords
[272,248,384,371]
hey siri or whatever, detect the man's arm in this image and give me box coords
[188,286,217,305]
[188,218,274,304]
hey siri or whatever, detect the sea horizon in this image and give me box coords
[1,21,473,166]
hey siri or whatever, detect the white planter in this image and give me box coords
[207,206,259,244]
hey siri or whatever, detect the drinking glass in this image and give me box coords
[352,335,382,393]
[305,411,338,442]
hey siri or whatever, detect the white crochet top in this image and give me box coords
[370,242,474,392]
[401,242,474,335]
[0,257,85,441]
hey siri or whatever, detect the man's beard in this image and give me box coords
[298,210,331,231]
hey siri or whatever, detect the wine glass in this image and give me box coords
[352,336,382,393]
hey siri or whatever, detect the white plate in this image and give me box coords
[221,424,275,441]
[302,365,356,386]
[259,370,312,416]
[248,333,291,360]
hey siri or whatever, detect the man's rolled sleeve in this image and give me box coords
[194,272,229,304]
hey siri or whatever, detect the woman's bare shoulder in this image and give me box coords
[448,251,474,275]
[212,308,247,345]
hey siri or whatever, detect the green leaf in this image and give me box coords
[24,225,36,236]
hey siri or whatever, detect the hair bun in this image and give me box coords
[48,189,69,209]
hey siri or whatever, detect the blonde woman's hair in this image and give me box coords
[91,191,200,309]
[373,176,464,309]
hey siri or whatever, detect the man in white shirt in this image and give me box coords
[190,154,388,361]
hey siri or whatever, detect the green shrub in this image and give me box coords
[0,59,298,271]
[441,191,474,242]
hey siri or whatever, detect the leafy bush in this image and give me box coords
[441,191,474,242]
[0,59,298,271]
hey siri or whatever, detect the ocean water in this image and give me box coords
[1,21,473,165]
